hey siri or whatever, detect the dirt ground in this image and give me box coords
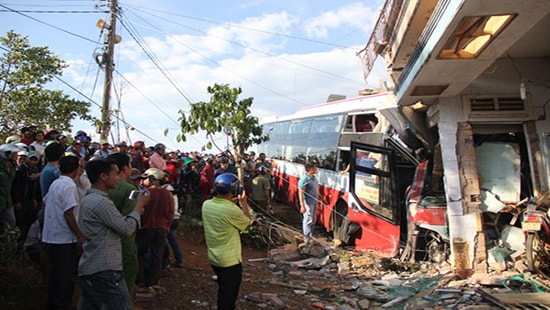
[3,202,550,309]
[0,202,326,310]
[133,201,337,309]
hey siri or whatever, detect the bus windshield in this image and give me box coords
[264,113,344,169]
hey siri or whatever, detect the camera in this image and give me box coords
[128,190,146,200]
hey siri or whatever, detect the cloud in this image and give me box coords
[60,2,387,152]
[182,12,299,57]
[304,2,380,38]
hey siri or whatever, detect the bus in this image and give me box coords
[259,92,448,259]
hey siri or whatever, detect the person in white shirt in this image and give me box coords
[30,130,46,156]
[42,155,84,310]
[92,141,112,159]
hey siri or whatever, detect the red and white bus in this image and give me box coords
[259,92,448,259]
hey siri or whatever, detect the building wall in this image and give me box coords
[432,56,550,276]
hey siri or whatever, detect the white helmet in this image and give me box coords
[4,135,21,144]
[0,144,22,160]
[141,167,165,180]
[15,142,29,152]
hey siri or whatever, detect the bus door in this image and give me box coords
[347,141,403,256]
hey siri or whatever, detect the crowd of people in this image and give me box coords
[0,125,278,310]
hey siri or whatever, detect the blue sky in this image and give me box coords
[1,0,386,152]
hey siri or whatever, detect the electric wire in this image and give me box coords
[0,3,201,149]
[2,2,366,153]
[0,4,103,44]
[0,6,156,145]
[120,1,354,50]
[2,1,361,116]
[80,31,105,102]
[125,4,364,87]
[123,7,302,107]
[53,73,162,144]
[111,67,206,147]
[0,10,105,13]
[118,8,194,105]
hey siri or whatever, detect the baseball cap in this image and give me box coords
[28,151,40,159]
[129,168,142,180]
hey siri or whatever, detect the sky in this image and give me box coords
[1,0,387,153]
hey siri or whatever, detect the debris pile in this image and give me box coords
[240,241,550,309]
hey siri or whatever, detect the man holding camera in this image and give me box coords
[202,173,252,310]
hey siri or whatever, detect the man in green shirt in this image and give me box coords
[250,166,272,215]
[0,143,20,230]
[107,152,139,301]
[202,173,251,310]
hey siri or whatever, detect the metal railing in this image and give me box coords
[357,0,404,81]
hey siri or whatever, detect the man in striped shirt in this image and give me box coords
[77,158,149,310]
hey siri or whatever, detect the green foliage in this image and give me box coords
[0,221,20,262]
[0,30,94,139]
[177,83,269,181]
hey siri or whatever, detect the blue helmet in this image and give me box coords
[214,173,239,195]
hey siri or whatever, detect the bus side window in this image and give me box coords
[339,150,350,171]
[344,116,354,132]
[355,114,378,133]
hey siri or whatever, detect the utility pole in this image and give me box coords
[100,0,118,143]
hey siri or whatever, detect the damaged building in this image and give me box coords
[357,0,550,277]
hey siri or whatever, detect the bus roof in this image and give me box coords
[261,92,397,124]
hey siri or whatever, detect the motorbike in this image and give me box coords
[521,193,550,277]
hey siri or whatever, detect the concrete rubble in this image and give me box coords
[241,241,550,309]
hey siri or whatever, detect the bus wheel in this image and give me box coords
[332,201,354,246]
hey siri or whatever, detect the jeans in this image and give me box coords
[136,228,167,287]
[78,270,132,310]
[167,219,183,265]
[45,243,79,310]
[302,203,317,243]
[212,263,242,310]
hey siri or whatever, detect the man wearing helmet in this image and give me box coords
[149,143,170,179]
[0,143,21,230]
[202,173,252,310]
[214,156,236,178]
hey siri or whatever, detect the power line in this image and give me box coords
[118,9,194,104]
[0,44,167,146]
[2,2,368,150]
[53,74,170,145]
[120,1,354,50]
[125,5,364,87]
[0,3,201,149]
[0,10,107,13]
[111,67,206,147]
[122,8,303,107]
[0,4,100,44]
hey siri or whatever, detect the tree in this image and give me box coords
[177,83,269,182]
[0,30,94,141]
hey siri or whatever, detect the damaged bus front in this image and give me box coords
[260,91,451,261]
